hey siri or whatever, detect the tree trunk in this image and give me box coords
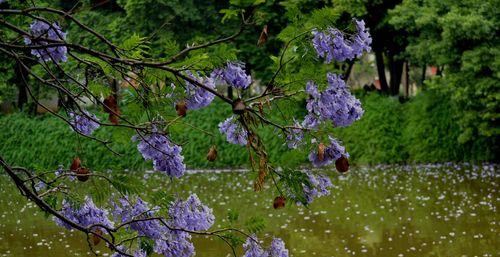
[403,61,409,98]
[388,54,404,96]
[343,61,354,81]
[374,50,389,93]
[227,86,233,100]
[14,63,28,111]
[420,64,426,86]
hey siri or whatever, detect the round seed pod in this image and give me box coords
[335,156,349,173]
[76,167,90,182]
[206,145,217,162]
[232,99,246,114]
[273,196,286,209]
[175,101,187,117]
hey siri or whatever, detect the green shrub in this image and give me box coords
[0,91,495,171]
[402,90,464,162]
[333,93,407,164]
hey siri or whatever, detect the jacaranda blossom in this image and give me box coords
[242,235,289,257]
[303,172,333,204]
[302,73,363,129]
[111,246,147,257]
[242,236,266,257]
[309,136,348,167]
[183,71,216,110]
[24,20,68,63]
[219,116,248,146]
[168,194,215,231]
[311,19,371,63]
[69,110,100,136]
[154,232,195,257]
[211,61,252,89]
[112,197,166,240]
[285,120,304,149]
[133,130,186,178]
[267,238,289,257]
[54,197,113,230]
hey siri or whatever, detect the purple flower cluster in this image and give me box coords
[68,110,100,135]
[303,173,333,204]
[112,196,196,257]
[285,120,304,149]
[184,71,216,110]
[242,236,289,257]
[112,197,166,239]
[312,19,371,63]
[154,233,195,257]
[219,116,248,146]
[111,246,146,257]
[211,61,252,89]
[168,194,215,231]
[54,197,113,230]
[308,136,348,167]
[303,73,363,129]
[133,130,186,178]
[242,236,265,257]
[24,20,68,63]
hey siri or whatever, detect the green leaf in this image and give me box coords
[244,216,266,233]
[220,9,240,23]
[227,209,239,223]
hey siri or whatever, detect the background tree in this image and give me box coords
[390,0,499,159]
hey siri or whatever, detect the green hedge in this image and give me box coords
[0,90,495,171]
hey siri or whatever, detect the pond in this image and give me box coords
[0,163,498,257]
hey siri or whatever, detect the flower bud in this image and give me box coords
[206,145,217,162]
[335,156,349,173]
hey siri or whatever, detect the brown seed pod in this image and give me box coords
[103,95,121,125]
[232,99,246,114]
[273,196,286,209]
[76,167,90,182]
[206,145,218,162]
[317,143,326,162]
[335,156,349,173]
[175,101,187,117]
[70,157,81,172]
[103,95,118,113]
[91,229,103,246]
[257,25,268,47]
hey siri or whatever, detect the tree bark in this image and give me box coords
[227,86,233,100]
[374,50,389,93]
[420,64,426,86]
[388,54,404,96]
[403,61,409,98]
[14,62,28,111]
[343,61,355,81]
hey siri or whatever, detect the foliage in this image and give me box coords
[1,90,496,172]
[389,0,499,150]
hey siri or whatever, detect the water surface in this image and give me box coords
[0,163,498,257]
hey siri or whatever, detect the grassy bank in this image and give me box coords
[0,90,495,171]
